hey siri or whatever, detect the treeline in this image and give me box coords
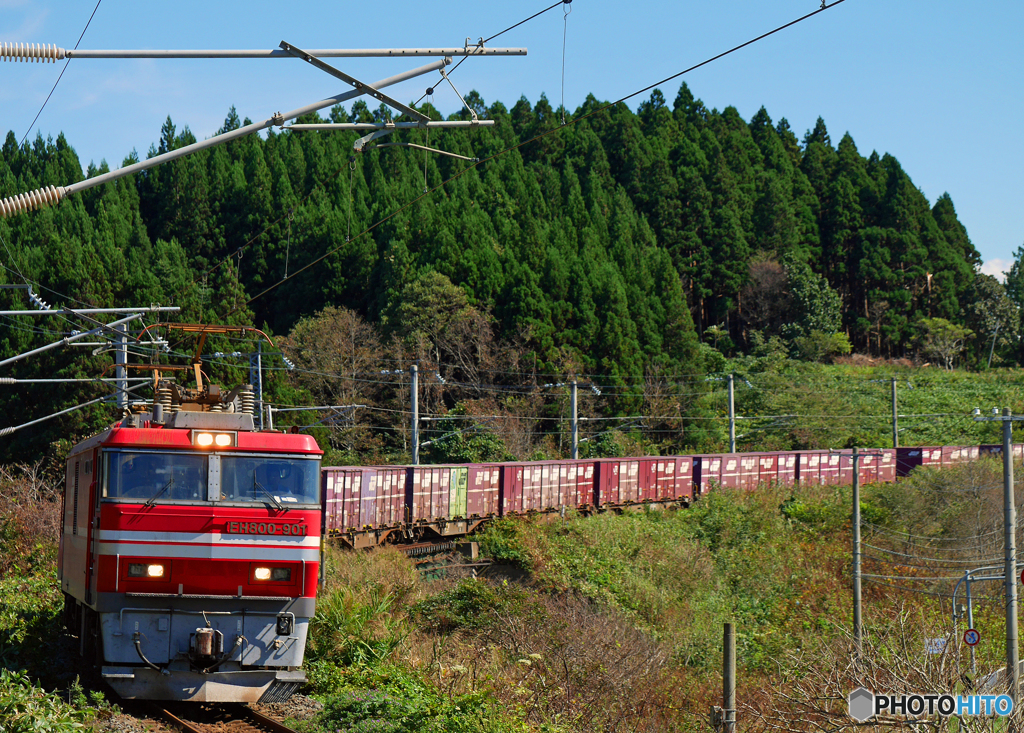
[0,83,1019,462]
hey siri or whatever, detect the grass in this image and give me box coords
[2,417,1022,731]
[694,360,1024,453]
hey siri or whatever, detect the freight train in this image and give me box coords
[60,395,1017,702]
[323,444,1021,548]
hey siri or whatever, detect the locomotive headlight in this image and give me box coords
[193,431,234,447]
[128,563,165,578]
[253,566,292,582]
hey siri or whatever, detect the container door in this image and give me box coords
[449,467,468,518]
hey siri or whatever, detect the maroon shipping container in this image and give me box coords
[502,461,590,514]
[674,456,694,501]
[797,451,821,485]
[942,446,969,465]
[819,452,842,485]
[858,453,877,484]
[694,454,723,494]
[877,449,896,483]
[836,452,854,486]
[775,452,798,486]
[467,464,500,517]
[374,466,407,527]
[648,456,693,502]
[718,455,742,489]
[638,458,659,502]
[737,454,759,490]
[322,467,346,533]
[410,465,451,522]
[536,462,573,509]
[756,453,779,487]
[323,467,386,532]
[978,444,1024,460]
[596,459,643,506]
[896,446,943,477]
[570,461,597,508]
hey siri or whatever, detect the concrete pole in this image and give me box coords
[1003,408,1018,703]
[727,373,736,453]
[411,365,419,465]
[891,377,898,449]
[723,623,736,733]
[256,341,263,430]
[571,381,579,460]
[966,573,977,677]
[852,447,862,659]
[115,323,127,410]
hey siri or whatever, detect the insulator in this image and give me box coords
[209,402,223,413]
[0,43,65,63]
[0,185,67,218]
[155,383,173,413]
[239,385,255,415]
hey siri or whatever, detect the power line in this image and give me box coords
[234,0,849,315]
[20,0,104,147]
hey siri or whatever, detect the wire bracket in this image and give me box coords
[279,41,429,123]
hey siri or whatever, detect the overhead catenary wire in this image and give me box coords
[20,0,103,147]
[233,1,849,315]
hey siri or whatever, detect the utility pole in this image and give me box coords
[571,381,579,460]
[723,623,736,733]
[411,364,419,466]
[972,407,1021,704]
[1003,407,1018,703]
[891,377,898,449]
[250,341,264,429]
[115,323,127,411]
[852,447,862,659]
[727,373,736,453]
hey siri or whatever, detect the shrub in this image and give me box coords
[411,578,524,634]
[0,669,89,733]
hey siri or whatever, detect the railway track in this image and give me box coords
[147,702,300,733]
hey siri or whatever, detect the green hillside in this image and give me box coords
[0,84,1020,461]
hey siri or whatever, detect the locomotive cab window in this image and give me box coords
[219,455,320,506]
[104,451,209,502]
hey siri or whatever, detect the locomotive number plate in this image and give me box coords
[225,521,308,536]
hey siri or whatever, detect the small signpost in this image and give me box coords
[964,628,981,647]
[925,638,947,655]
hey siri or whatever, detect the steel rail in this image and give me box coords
[236,705,304,733]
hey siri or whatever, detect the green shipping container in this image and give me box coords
[449,467,468,518]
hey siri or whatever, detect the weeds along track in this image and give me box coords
[146,702,300,733]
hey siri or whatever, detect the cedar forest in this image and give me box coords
[1,83,1023,464]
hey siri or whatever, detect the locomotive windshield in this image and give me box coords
[220,456,320,506]
[104,451,209,501]
[102,451,319,505]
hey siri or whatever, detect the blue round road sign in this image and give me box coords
[964,628,980,647]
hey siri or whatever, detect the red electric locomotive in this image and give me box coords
[58,387,323,702]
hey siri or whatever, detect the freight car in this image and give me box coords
[322,443,1019,549]
[59,391,323,703]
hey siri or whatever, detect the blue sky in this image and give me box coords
[2,0,1021,276]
